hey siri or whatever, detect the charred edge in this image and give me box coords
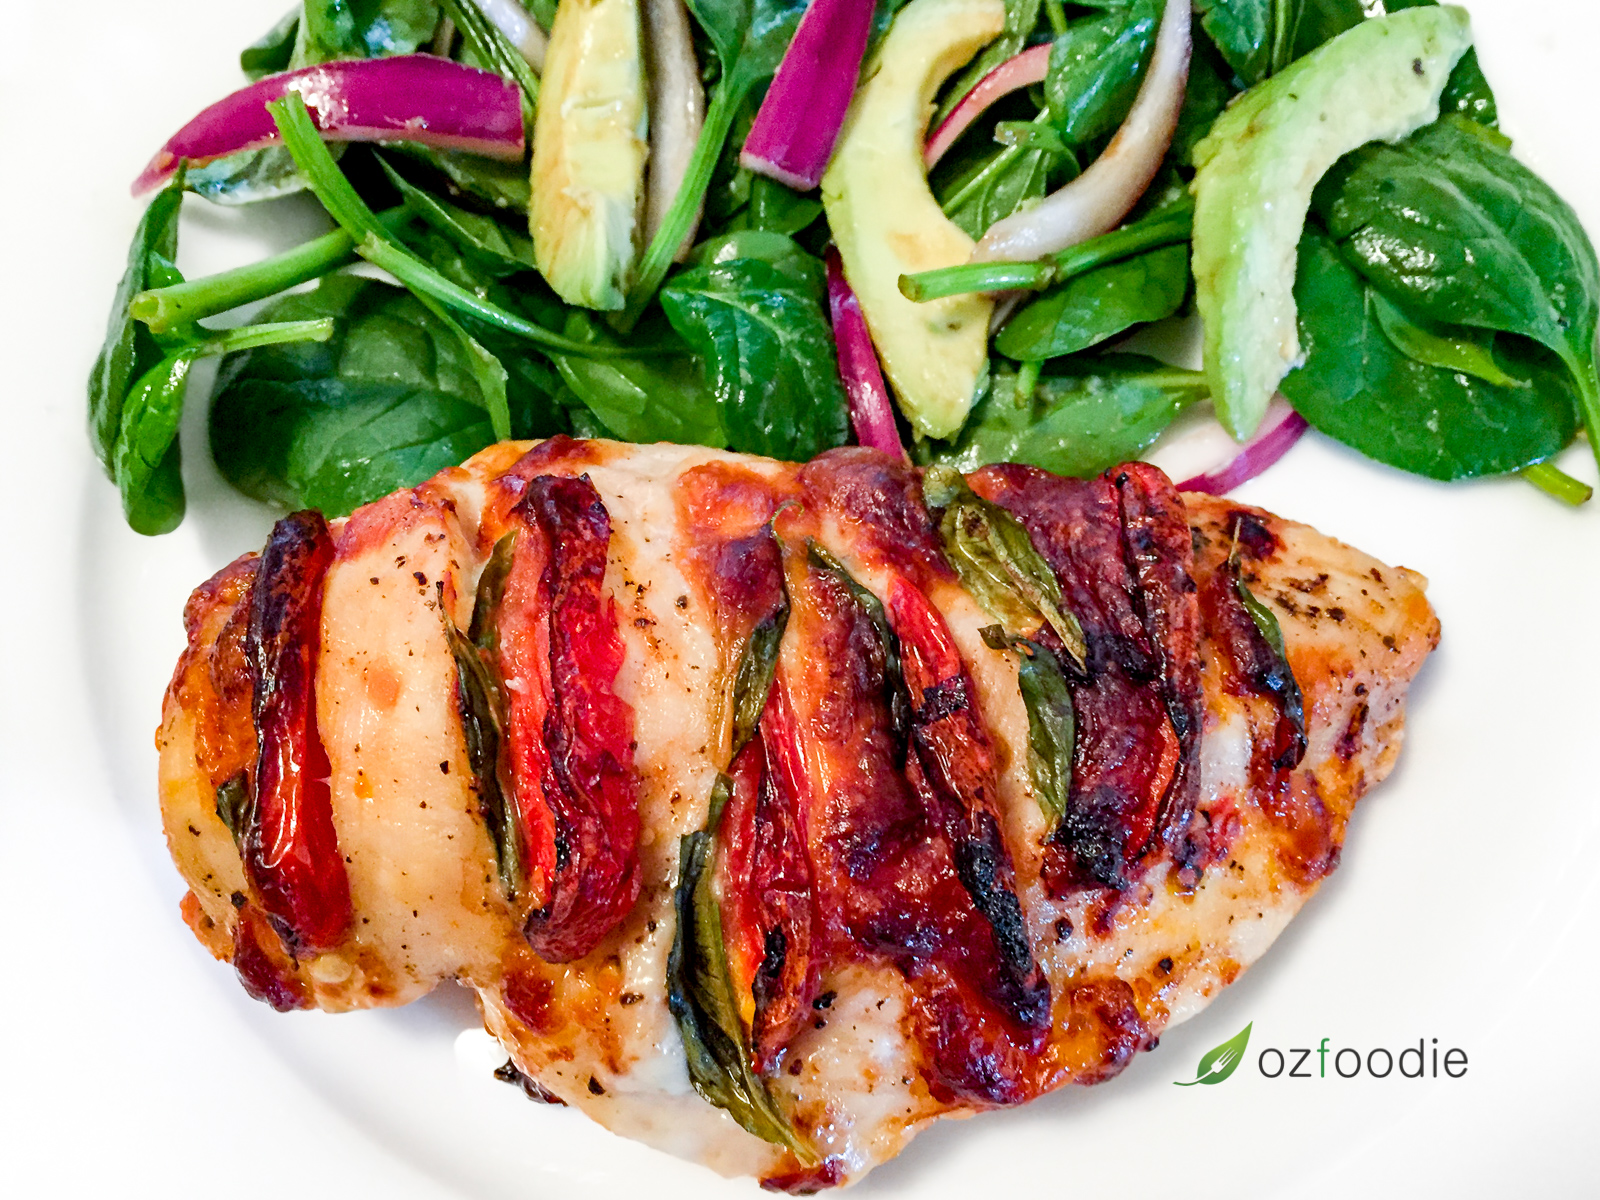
[807,543,912,759]
[493,1059,567,1105]
[952,832,1050,1029]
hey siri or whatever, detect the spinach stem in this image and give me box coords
[1521,461,1593,506]
[192,318,336,356]
[620,77,749,329]
[1044,0,1068,36]
[437,0,540,114]
[900,197,1195,302]
[1014,360,1041,403]
[130,209,407,333]
[270,94,636,361]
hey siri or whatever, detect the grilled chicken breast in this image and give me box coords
[158,439,1438,1188]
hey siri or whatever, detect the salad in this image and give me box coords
[88,0,1600,536]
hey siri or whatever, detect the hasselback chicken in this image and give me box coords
[159,439,1438,1188]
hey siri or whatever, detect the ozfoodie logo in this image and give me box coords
[1174,1022,1470,1086]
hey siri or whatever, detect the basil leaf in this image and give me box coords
[90,178,184,471]
[659,251,849,461]
[731,598,789,758]
[1315,118,1599,393]
[667,776,815,1160]
[935,355,1206,479]
[1014,638,1074,824]
[1044,0,1158,148]
[1281,227,1579,479]
[1233,570,1306,755]
[997,243,1189,361]
[923,466,1086,669]
[215,773,251,846]
[210,275,533,515]
[442,543,523,898]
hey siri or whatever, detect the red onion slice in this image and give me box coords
[133,55,525,195]
[923,42,1051,170]
[971,0,1190,263]
[1173,397,1308,494]
[826,248,906,459]
[741,0,876,191]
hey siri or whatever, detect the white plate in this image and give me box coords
[3,2,1598,1195]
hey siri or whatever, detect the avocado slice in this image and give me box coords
[1190,6,1472,439]
[821,0,1006,441]
[530,0,649,310]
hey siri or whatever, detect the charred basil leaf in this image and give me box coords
[214,772,252,847]
[441,545,522,898]
[924,466,1086,669]
[982,625,1075,826]
[730,596,789,759]
[667,775,816,1160]
[1231,568,1307,766]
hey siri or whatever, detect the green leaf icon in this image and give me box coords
[1174,1022,1252,1086]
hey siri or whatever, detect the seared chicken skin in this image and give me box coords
[159,439,1438,1187]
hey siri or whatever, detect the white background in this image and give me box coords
[1,1,1596,1195]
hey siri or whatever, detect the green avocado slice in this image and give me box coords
[1190,6,1472,440]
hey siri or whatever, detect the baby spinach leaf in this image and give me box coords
[1384,0,1497,125]
[1369,291,1526,390]
[378,156,538,277]
[996,242,1189,360]
[1281,228,1579,480]
[1194,0,1363,86]
[210,275,533,515]
[185,146,328,206]
[936,0,1043,125]
[1313,116,1600,446]
[1171,35,1234,165]
[386,144,533,213]
[292,0,442,66]
[936,354,1206,479]
[551,312,725,447]
[114,349,198,536]
[1044,0,1158,148]
[241,8,300,78]
[942,142,1062,242]
[659,249,849,461]
[90,178,184,471]
[1315,118,1597,375]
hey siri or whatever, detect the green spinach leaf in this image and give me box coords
[1384,0,1497,125]
[935,0,1043,125]
[659,248,849,460]
[1281,227,1579,480]
[241,8,300,78]
[1369,291,1526,390]
[90,179,185,471]
[1044,0,1158,148]
[1313,116,1600,430]
[292,0,442,66]
[1194,0,1363,86]
[209,275,536,515]
[114,349,198,536]
[996,242,1189,360]
[942,141,1062,241]
[935,354,1206,479]
[1171,35,1234,165]
[551,314,727,448]
[379,156,539,277]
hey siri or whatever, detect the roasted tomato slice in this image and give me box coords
[970,464,1203,891]
[242,510,352,954]
[496,474,640,963]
